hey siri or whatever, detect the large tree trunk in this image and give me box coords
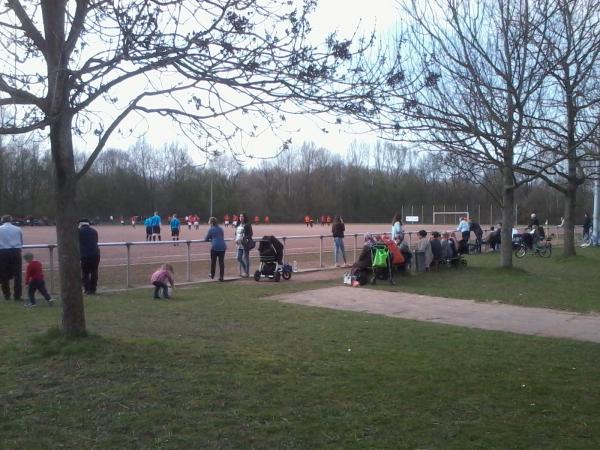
[500,174,515,268]
[562,184,577,257]
[50,116,86,336]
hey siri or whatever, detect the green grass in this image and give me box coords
[2,279,600,449]
[377,247,600,313]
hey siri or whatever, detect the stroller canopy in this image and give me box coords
[258,236,284,264]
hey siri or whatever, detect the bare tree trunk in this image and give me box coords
[51,116,86,336]
[562,185,577,257]
[500,178,515,269]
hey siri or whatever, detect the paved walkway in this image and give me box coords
[271,287,600,344]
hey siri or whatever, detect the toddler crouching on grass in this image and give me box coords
[23,252,53,307]
[151,264,175,300]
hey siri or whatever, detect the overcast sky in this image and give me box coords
[74,0,400,164]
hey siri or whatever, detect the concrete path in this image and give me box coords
[271,287,600,344]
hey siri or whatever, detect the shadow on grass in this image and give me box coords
[28,327,103,359]
[3,279,600,448]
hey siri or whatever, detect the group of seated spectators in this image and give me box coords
[416,230,461,269]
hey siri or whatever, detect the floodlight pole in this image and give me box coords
[210,170,213,218]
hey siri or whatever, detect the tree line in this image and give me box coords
[1,138,592,225]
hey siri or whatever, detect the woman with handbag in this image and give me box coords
[235,212,253,277]
[331,215,348,267]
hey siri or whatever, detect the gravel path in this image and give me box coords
[270,286,600,344]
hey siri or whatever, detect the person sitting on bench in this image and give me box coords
[430,231,443,265]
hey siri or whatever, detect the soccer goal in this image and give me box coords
[432,211,469,225]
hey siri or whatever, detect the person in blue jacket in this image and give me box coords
[151,211,161,241]
[204,217,227,281]
[170,213,181,246]
[144,216,152,241]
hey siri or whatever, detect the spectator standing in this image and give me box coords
[456,217,470,251]
[254,215,260,225]
[170,214,181,246]
[469,219,484,253]
[391,213,404,243]
[79,219,100,295]
[583,212,592,245]
[224,214,230,228]
[23,252,53,307]
[488,225,501,251]
[0,215,23,302]
[204,217,227,281]
[235,212,253,277]
[331,215,348,267]
[264,216,270,224]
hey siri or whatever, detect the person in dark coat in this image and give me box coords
[487,225,501,251]
[528,213,540,228]
[430,231,442,262]
[78,219,100,295]
[469,220,484,253]
[331,215,347,266]
[583,212,592,244]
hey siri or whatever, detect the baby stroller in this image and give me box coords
[254,236,291,282]
[370,242,393,285]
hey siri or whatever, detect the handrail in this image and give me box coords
[20,225,563,293]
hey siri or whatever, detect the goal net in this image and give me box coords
[432,211,469,225]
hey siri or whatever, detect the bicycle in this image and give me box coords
[580,230,592,247]
[514,236,552,258]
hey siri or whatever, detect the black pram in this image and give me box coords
[254,235,284,281]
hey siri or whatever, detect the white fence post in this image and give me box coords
[186,241,192,282]
[126,243,131,288]
[319,236,323,268]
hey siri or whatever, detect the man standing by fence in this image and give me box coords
[0,215,23,302]
[79,219,100,295]
[457,217,471,254]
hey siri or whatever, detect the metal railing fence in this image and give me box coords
[21,225,565,293]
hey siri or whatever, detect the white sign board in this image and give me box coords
[405,216,419,223]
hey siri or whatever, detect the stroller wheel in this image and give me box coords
[253,270,261,282]
[274,272,281,282]
[282,271,292,280]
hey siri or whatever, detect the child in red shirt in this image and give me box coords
[23,253,53,307]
